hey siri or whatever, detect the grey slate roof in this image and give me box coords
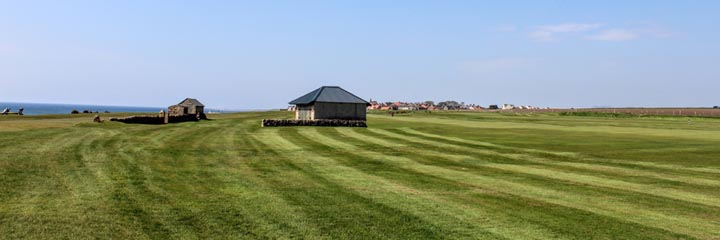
[180,98,204,107]
[289,86,370,105]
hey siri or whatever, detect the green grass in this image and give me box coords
[0,111,719,239]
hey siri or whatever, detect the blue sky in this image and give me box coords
[1,1,718,109]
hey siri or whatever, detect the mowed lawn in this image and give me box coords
[1,111,719,239]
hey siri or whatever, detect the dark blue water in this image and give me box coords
[0,102,163,115]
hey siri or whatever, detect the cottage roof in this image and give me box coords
[180,98,204,107]
[289,86,370,105]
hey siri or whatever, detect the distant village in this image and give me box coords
[365,100,549,111]
[287,99,548,112]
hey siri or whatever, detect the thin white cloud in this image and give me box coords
[644,28,673,38]
[530,23,603,41]
[587,29,639,41]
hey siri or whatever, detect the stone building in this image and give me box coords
[168,98,205,117]
[289,86,370,120]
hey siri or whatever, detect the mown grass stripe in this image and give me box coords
[399,128,720,181]
[103,121,280,238]
[252,128,453,239]
[115,119,326,238]
[258,129,516,238]
[487,163,720,204]
[293,128,582,239]
[342,128,720,213]
[333,128,716,238]
[216,125,329,239]
[398,127,580,157]
[314,128,713,239]
[370,113,720,142]
[390,128,720,196]
[373,115,720,175]
[367,128,720,208]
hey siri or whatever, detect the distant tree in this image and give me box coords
[424,101,435,106]
[437,101,460,110]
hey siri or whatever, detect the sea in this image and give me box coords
[0,102,164,115]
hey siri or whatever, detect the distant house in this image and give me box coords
[367,100,381,110]
[169,98,205,117]
[289,86,370,120]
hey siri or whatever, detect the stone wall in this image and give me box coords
[111,114,202,124]
[110,116,165,124]
[262,119,367,127]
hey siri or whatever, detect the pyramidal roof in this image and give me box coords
[289,86,369,105]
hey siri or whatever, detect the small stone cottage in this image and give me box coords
[289,86,370,120]
[168,98,205,117]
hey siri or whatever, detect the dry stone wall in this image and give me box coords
[111,114,202,124]
[262,119,367,127]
